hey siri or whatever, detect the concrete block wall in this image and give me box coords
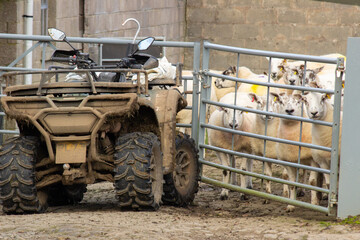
[83,0,186,64]
[0,0,186,70]
[185,0,360,73]
[1,0,360,74]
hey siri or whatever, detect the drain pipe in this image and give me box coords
[23,0,33,85]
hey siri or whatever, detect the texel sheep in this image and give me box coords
[267,53,345,84]
[247,92,279,200]
[271,92,321,211]
[298,83,342,193]
[176,68,238,135]
[208,92,257,200]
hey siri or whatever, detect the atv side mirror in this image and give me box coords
[48,28,66,41]
[138,37,155,51]
[129,37,155,57]
[48,28,78,51]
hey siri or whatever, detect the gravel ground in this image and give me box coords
[1,156,360,240]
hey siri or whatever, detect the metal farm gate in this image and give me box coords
[0,33,359,219]
[197,41,350,218]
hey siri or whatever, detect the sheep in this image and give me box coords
[208,92,257,200]
[298,84,342,193]
[176,68,239,134]
[271,92,321,212]
[268,53,345,83]
[247,92,279,200]
[266,57,287,81]
[214,66,254,88]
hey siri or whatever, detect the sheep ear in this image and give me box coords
[323,93,333,101]
[309,81,319,88]
[231,66,236,74]
[270,92,280,103]
[293,93,303,102]
[299,64,305,70]
[248,93,259,103]
[300,94,308,103]
[314,66,324,74]
[263,72,268,75]
[217,106,225,111]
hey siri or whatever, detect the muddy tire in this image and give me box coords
[114,132,163,210]
[0,136,47,214]
[162,133,199,206]
[47,184,87,206]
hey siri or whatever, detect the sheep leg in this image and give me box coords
[263,161,272,204]
[236,158,251,200]
[296,169,306,197]
[238,157,253,189]
[318,160,330,200]
[282,168,289,198]
[285,166,297,212]
[218,152,231,200]
[246,158,253,189]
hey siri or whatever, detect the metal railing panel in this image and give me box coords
[199,42,343,216]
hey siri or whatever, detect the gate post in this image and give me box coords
[338,37,360,219]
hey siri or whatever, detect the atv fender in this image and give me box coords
[148,89,187,174]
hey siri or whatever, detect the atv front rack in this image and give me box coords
[1,68,178,97]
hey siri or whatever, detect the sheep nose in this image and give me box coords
[229,123,238,129]
[286,109,294,114]
[289,79,295,85]
[311,111,318,117]
[271,73,276,79]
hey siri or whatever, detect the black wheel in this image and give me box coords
[114,132,163,210]
[0,136,47,214]
[162,133,199,206]
[47,183,87,206]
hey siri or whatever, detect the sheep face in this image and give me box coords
[249,93,276,121]
[214,66,236,89]
[283,65,303,86]
[267,58,286,81]
[300,92,332,120]
[299,65,324,86]
[275,93,305,117]
[219,107,244,130]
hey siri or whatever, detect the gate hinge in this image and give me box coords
[336,57,345,72]
[198,70,211,88]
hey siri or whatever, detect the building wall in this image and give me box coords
[0,0,186,69]
[1,0,360,73]
[185,0,360,72]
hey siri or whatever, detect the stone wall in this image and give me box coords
[185,0,360,73]
[1,0,360,74]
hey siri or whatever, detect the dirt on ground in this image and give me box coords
[0,155,360,240]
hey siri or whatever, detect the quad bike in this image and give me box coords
[0,26,199,214]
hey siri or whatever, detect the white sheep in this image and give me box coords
[208,92,257,200]
[214,66,254,88]
[266,57,287,81]
[268,53,345,83]
[298,86,342,193]
[247,92,279,199]
[271,92,321,211]
[176,68,239,135]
